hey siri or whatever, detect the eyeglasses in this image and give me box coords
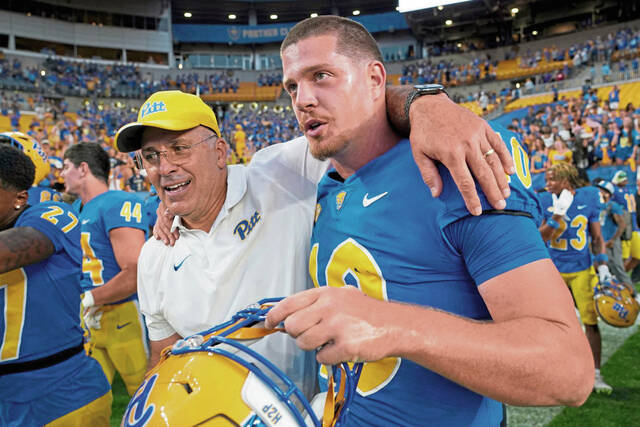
[138,133,217,168]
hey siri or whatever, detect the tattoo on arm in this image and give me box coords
[0,227,55,273]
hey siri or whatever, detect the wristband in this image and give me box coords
[82,291,95,308]
[547,219,560,229]
[594,253,609,263]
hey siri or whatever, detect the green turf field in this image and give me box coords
[507,318,639,426]
[111,374,128,427]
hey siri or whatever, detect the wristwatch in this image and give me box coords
[404,84,447,121]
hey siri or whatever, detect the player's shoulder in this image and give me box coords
[439,122,543,227]
[537,190,552,206]
[488,121,523,152]
[16,201,79,238]
[89,190,144,216]
[100,190,144,204]
[577,185,602,207]
[20,200,75,220]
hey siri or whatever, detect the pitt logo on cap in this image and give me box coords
[336,191,347,211]
[140,101,167,119]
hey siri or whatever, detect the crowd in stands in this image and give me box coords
[0,57,250,99]
[0,90,298,194]
[221,104,299,163]
[257,72,283,87]
[509,84,639,188]
[400,25,640,104]
[399,54,497,87]
[2,23,640,200]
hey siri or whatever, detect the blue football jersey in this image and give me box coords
[538,187,601,273]
[0,202,108,404]
[75,191,148,298]
[600,200,625,242]
[612,185,638,232]
[311,125,547,426]
[27,186,62,205]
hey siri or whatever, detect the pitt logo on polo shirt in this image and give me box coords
[140,101,167,119]
[234,211,261,240]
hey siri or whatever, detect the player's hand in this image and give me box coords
[265,286,392,365]
[153,201,179,246]
[83,306,103,330]
[552,189,574,216]
[408,93,514,216]
[597,264,613,284]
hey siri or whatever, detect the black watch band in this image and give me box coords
[404,84,447,122]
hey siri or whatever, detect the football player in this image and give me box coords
[597,180,632,286]
[266,16,594,426]
[61,142,149,396]
[0,132,62,204]
[610,170,640,272]
[538,163,613,394]
[0,144,111,425]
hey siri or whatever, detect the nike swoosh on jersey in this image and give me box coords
[174,255,191,271]
[116,322,131,329]
[362,192,389,207]
[81,219,91,224]
[577,205,587,209]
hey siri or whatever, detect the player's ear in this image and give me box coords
[367,60,386,101]
[14,189,28,209]
[79,161,91,177]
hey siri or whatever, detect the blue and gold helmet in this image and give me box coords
[0,132,50,185]
[122,298,362,427]
[594,278,639,328]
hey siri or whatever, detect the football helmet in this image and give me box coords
[594,278,639,328]
[0,132,50,185]
[122,298,362,427]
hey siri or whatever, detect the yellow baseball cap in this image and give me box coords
[115,90,220,152]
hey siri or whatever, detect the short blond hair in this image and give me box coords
[281,15,383,63]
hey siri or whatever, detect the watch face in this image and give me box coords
[415,84,444,92]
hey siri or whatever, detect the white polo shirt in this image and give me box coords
[137,136,327,396]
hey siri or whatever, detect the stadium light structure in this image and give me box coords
[445,19,453,25]
[310,13,318,17]
[532,30,538,36]
[270,14,278,20]
[398,0,472,13]
[183,12,192,18]
[353,10,361,15]
[228,14,237,20]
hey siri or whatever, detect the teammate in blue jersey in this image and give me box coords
[596,180,632,285]
[266,16,593,426]
[610,170,640,272]
[0,144,111,425]
[538,163,613,394]
[28,185,62,204]
[61,142,149,396]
